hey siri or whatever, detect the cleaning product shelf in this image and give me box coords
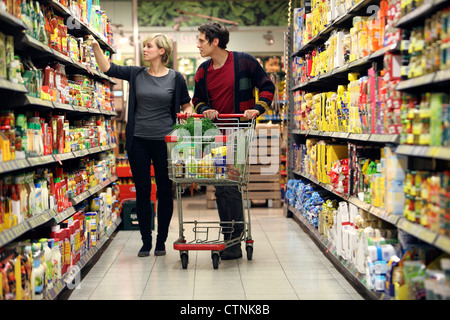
[290,170,450,253]
[289,204,386,300]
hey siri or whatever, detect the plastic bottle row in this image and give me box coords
[291,139,450,237]
[0,109,117,163]
[286,178,450,300]
[0,0,114,52]
[0,182,120,300]
[0,151,116,232]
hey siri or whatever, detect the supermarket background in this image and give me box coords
[0,0,449,301]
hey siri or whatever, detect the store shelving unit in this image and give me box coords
[0,3,120,300]
[285,0,450,300]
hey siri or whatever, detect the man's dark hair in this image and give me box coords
[198,22,229,49]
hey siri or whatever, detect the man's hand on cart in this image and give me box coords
[243,109,260,120]
[203,109,220,120]
[202,109,259,120]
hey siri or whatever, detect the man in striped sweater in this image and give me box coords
[193,22,275,260]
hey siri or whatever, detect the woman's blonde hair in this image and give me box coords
[143,33,173,64]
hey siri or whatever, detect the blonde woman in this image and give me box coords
[92,34,193,257]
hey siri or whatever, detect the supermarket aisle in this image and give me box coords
[64,194,365,300]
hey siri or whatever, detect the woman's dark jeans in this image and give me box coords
[128,137,173,247]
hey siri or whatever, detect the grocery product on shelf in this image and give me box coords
[287,0,450,301]
[0,0,120,300]
[0,181,120,300]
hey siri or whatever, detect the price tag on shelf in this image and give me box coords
[27,155,55,166]
[332,132,350,139]
[399,218,415,234]
[386,214,400,225]
[427,146,439,157]
[416,228,437,245]
[54,207,75,223]
[71,191,90,205]
[89,183,103,195]
[27,96,54,108]
[73,106,89,112]
[90,146,102,154]
[434,235,450,252]
[436,147,450,160]
[52,281,65,297]
[89,108,101,114]
[370,206,384,218]
[73,149,89,157]
[28,212,50,229]
[414,73,436,87]
[14,158,29,170]
[53,102,74,111]
[13,222,29,237]
[349,196,371,212]
[0,161,12,173]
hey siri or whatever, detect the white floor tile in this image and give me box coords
[65,194,365,301]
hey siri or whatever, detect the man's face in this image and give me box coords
[197,32,215,58]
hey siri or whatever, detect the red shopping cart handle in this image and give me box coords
[177,113,247,119]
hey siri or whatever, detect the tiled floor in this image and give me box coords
[63,193,365,300]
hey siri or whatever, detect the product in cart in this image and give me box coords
[166,114,255,269]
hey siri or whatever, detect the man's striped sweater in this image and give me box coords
[192,51,275,116]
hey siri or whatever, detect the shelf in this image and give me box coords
[0,78,28,94]
[292,129,400,144]
[45,215,122,300]
[6,94,117,117]
[0,8,28,34]
[39,0,115,54]
[0,174,118,247]
[14,33,116,85]
[292,0,381,57]
[395,65,450,94]
[288,204,384,300]
[291,170,450,253]
[0,143,117,175]
[395,0,450,29]
[395,144,450,160]
[292,42,401,92]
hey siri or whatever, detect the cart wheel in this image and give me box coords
[246,245,253,261]
[181,253,189,269]
[212,253,220,269]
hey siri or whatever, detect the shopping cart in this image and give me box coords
[165,113,256,269]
